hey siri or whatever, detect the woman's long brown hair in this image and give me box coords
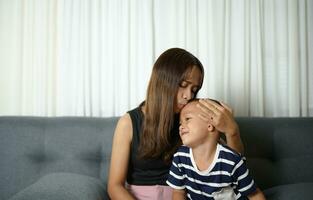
[138,48,204,162]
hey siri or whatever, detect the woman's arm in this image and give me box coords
[197,99,244,154]
[107,114,135,200]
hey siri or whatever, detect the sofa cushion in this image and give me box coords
[0,117,118,200]
[264,182,313,200]
[9,172,109,200]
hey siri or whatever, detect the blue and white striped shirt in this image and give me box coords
[166,144,257,199]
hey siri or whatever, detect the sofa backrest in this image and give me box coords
[1,116,313,199]
[236,117,313,190]
[0,116,118,200]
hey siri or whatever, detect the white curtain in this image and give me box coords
[0,0,312,117]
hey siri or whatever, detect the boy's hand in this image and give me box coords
[248,188,266,200]
[172,189,186,200]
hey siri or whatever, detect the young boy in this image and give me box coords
[166,99,266,200]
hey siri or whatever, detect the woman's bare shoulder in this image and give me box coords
[118,113,132,125]
[114,113,133,141]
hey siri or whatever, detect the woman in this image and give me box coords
[108,48,243,199]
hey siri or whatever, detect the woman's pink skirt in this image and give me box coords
[127,184,173,200]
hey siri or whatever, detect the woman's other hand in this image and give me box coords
[196,99,244,153]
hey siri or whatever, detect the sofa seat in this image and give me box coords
[9,172,109,200]
[264,182,313,200]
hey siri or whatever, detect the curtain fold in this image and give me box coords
[0,0,312,117]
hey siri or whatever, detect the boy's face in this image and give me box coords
[179,101,210,148]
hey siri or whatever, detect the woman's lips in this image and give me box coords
[178,103,187,109]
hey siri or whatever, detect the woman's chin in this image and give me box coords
[175,104,185,113]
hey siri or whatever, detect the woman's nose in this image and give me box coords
[183,90,192,100]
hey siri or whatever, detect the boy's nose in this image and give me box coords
[179,124,184,132]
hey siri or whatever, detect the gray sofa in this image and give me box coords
[0,116,312,200]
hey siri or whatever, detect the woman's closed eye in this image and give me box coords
[179,81,188,88]
[192,87,198,93]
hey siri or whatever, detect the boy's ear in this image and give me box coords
[207,124,215,132]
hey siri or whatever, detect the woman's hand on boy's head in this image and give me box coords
[196,99,239,137]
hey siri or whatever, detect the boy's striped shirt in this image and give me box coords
[166,144,257,199]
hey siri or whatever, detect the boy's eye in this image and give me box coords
[186,117,191,121]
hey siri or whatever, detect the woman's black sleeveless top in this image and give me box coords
[126,106,180,185]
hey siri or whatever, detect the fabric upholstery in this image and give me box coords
[0,117,118,200]
[264,183,313,200]
[236,118,313,190]
[0,116,313,200]
[9,173,108,200]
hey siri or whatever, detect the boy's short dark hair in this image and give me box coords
[189,98,222,106]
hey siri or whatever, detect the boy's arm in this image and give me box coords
[248,188,266,200]
[172,189,186,200]
[231,158,264,200]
